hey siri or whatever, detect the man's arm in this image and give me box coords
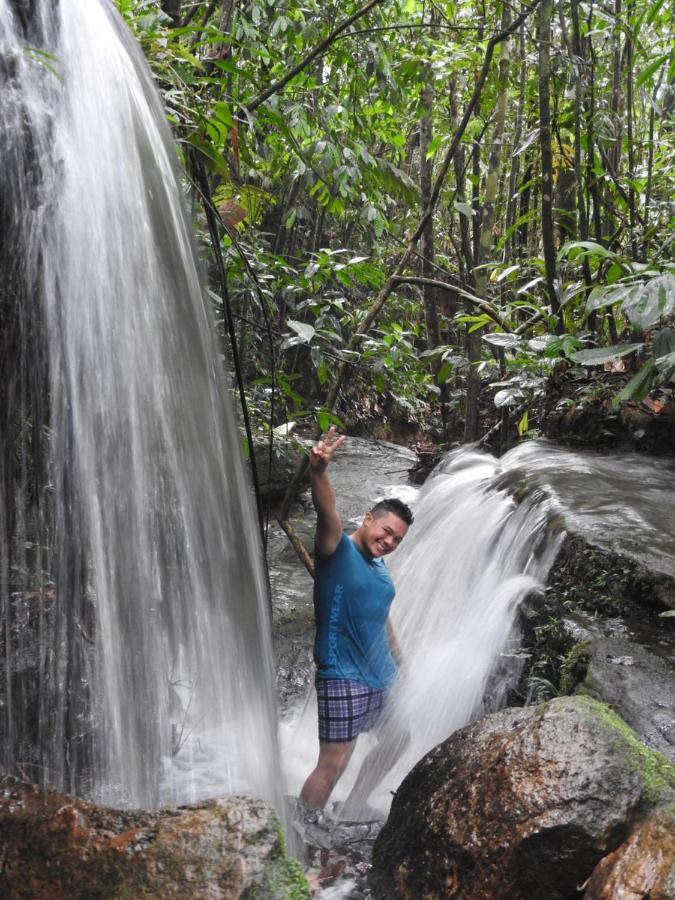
[387,618,403,669]
[309,426,345,557]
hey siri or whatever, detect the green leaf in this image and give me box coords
[558,240,619,263]
[426,135,443,159]
[436,362,454,384]
[659,610,675,618]
[186,135,228,176]
[287,320,315,343]
[612,359,657,407]
[454,200,474,219]
[317,409,344,433]
[621,274,675,329]
[569,343,644,365]
[585,284,635,314]
[213,102,233,128]
[517,410,529,436]
[636,53,670,88]
[483,333,520,350]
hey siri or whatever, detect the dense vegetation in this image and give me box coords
[120,0,675,448]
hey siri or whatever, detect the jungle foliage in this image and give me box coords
[118,0,675,445]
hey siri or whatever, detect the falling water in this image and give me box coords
[285,438,675,830]
[0,0,280,810]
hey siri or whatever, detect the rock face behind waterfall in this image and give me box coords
[370,696,675,900]
[0,777,309,899]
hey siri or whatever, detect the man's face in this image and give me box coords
[360,511,409,559]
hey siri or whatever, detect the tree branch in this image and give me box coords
[246,0,387,114]
[393,276,513,331]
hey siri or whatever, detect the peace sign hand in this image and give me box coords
[309,426,345,473]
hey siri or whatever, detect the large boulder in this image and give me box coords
[370,695,675,900]
[0,777,309,899]
[584,806,675,899]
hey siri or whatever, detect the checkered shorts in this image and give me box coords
[316,678,386,743]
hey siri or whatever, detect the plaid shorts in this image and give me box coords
[316,678,386,743]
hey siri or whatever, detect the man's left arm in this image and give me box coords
[387,618,403,669]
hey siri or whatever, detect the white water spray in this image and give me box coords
[1,0,280,811]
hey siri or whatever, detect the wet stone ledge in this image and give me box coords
[0,777,310,899]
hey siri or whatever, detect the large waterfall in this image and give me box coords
[0,0,280,810]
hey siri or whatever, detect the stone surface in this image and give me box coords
[584,806,675,899]
[570,613,675,763]
[0,777,309,899]
[370,696,675,900]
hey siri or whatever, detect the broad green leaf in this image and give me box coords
[636,53,670,88]
[436,362,454,384]
[612,359,656,407]
[569,343,644,365]
[517,410,529,436]
[494,387,523,408]
[558,240,619,263]
[585,283,635,313]
[622,274,675,329]
[186,135,228,176]
[655,351,675,382]
[494,264,520,283]
[454,201,474,219]
[517,276,544,294]
[426,134,443,159]
[483,333,520,349]
[287,320,315,343]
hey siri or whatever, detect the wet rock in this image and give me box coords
[567,612,675,763]
[584,806,675,899]
[0,777,309,899]
[252,433,306,503]
[370,695,675,900]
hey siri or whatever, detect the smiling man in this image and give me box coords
[299,427,413,810]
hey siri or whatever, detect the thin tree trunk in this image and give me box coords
[538,0,562,331]
[505,26,527,260]
[465,3,512,442]
[625,1,637,257]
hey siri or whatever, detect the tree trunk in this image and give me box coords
[464,4,511,442]
[537,0,562,331]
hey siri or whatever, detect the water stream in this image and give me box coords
[0,0,280,811]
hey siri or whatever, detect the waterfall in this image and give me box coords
[0,0,280,811]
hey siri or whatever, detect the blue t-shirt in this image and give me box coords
[313,532,397,690]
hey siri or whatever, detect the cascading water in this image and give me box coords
[0,0,280,811]
[284,438,674,831]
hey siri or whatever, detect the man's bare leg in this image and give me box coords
[300,740,355,809]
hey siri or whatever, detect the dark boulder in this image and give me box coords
[370,695,675,900]
[0,776,309,899]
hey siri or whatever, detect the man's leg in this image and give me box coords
[300,739,355,809]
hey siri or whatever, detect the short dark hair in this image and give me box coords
[370,497,414,527]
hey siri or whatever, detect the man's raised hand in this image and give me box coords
[309,426,346,473]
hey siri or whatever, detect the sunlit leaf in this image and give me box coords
[287,320,316,344]
[569,343,644,365]
[621,274,675,329]
[483,333,520,349]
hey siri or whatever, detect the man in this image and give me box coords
[299,427,413,810]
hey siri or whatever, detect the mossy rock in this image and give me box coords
[371,695,675,900]
[0,778,310,899]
